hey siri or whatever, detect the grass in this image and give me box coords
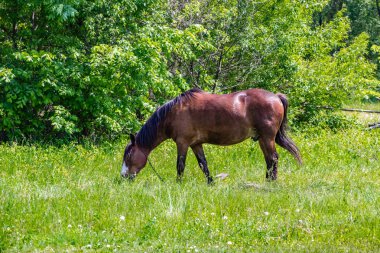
[1,128,379,252]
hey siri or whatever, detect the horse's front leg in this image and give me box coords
[176,142,189,182]
[191,144,213,184]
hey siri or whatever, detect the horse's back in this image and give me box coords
[165,88,284,145]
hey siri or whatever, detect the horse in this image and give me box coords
[121,88,302,183]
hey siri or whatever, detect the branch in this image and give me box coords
[319,106,380,114]
[212,52,223,93]
[368,122,380,129]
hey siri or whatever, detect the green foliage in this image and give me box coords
[299,110,357,133]
[291,24,377,122]
[0,0,193,142]
[315,0,380,86]
[345,0,380,44]
[0,0,379,142]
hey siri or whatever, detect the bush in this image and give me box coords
[1,1,379,143]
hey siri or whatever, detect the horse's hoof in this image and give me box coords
[265,173,277,181]
[207,177,214,185]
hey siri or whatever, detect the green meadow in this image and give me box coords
[1,128,379,252]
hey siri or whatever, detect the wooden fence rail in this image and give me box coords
[319,106,380,114]
[319,106,380,129]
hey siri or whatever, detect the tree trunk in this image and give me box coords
[12,21,18,49]
[212,52,223,93]
[326,0,344,22]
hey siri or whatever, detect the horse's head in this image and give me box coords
[121,134,148,179]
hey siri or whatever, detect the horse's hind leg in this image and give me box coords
[258,137,279,181]
[191,144,213,184]
[176,142,189,182]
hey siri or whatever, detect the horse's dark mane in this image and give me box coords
[136,88,202,149]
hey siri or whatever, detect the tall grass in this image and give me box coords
[1,129,379,252]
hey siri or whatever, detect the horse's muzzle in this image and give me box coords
[120,172,135,181]
[127,174,136,180]
[121,162,129,178]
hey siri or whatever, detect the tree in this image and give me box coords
[0,0,378,143]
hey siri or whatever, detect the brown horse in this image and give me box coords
[121,88,301,183]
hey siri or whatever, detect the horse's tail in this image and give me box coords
[275,94,302,164]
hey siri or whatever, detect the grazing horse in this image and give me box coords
[121,88,301,183]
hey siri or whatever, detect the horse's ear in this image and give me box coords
[129,133,136,145]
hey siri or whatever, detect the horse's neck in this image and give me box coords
[149,131,168,153]
[139,129,168,156]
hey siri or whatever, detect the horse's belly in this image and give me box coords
[199,126,257,146]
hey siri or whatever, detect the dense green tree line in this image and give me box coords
[0,0,379,142]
